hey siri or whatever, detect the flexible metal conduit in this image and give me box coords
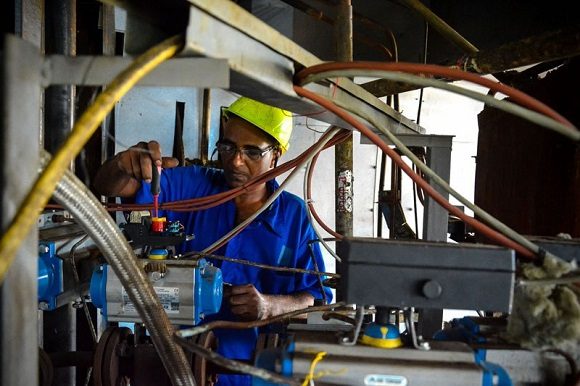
[40,152,196,386]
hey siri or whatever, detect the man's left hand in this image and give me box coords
[228,284,271,321]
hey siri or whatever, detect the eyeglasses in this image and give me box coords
[216,140,277,161]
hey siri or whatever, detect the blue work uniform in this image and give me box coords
[136,165,332,386]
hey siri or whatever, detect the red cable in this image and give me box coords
[296,61,577,130]
[202,130,350,254]
[294,85,535,259]
[103,131,343,213]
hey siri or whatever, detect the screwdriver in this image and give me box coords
[151,164,162,218]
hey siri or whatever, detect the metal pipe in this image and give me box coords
[400,0,478,55]
[41,152,196,386]
[43,4,77,384]
[281,0,394,59]
[334,0,354,253]
[44,0,76,161]
[101,3,117,165]
[200,89,211,163]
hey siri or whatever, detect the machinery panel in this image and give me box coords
[339,238,515,312]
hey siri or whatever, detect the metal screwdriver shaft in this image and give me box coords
[151,165,161,218]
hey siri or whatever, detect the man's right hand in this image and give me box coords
[94,140,179,197]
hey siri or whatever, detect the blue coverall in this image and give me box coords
[137,165,332,386]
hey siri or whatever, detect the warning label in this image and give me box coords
[122,287,180,314]
[337,170,353,213]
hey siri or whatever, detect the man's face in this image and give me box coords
[220,116,280,188]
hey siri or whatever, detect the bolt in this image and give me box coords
[151,271,163,281]
[38,245,49,254]
[72,299,83,309]
[38,302,50,311]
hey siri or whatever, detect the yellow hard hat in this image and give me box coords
[225,97,293,153]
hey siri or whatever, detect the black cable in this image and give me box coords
[416,21,429,126]
[412,21,429,238]
[177,303,346,339]
[308,241,328,305]
[68,235,98,344]
[175,335,301,385]
[181,252,340,278]
[543,349,578,386]
[412,165,419,238]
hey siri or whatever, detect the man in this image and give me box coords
[94,97,332,385]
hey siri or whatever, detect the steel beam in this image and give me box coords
[361,26,580,97]
[44,56,230,88]
[361,133,453,337]
[183,0,423,135]
[1,34,42,386]
[418,135,452,339]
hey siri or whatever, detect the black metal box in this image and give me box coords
[339,238,515,312]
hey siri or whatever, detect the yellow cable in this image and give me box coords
[0,34,184,283]
[301,351,327,386]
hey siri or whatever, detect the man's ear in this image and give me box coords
[270,148,282,168]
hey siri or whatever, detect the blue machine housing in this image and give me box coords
[38,241,63,311]
[89,264,107,317]
[253,323,514,386]
[90,258,222,325]
[194,258,223,324]
[434,317,513,386]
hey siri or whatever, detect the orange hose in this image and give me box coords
[294,85,535,258]
[296,61,577,130]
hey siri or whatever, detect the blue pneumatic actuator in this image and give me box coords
[90,258,222,325]
[38,241,63,311]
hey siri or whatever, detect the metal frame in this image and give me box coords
[360,134,453,242]
[1,34,42,386]
[1,32,230,386]
[183,0,424,136]
[45,56,229,88]
[361,133,453,337]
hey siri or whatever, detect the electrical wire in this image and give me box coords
[301,351,327,386]
[104,129,347,214]
[294,85,540,258]
[68,234,98,344]
[307,242,329,304]
[542,348,579,386]
[44,129,350,230]
[304,128,345,262]
[295,65,577,261]
[174,335,301,385]
[176,302,345,338]
[518,274,580,286]
[45,150,195,385]
[296,61,577,130]
[305,147,344,241]
[0,35,184,283]
[199,126,343,254]
[180,311,339,386]
[301,69,579,141]
[412,22,428,238]
[181,252,340,279]
[412,168,420,238]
